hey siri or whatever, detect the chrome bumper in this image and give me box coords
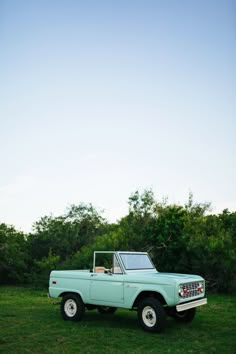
[176,298,207,312]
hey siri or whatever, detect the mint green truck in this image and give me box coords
[49,251,207,332]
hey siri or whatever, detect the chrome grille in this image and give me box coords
[179,282,202,299]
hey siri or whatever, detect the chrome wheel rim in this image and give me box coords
[142,306,156,327]
[64,299,77,317]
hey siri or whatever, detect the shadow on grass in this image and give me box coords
[71,309,181,333]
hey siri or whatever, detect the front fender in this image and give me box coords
[124,283,175,308]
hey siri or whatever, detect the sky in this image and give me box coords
[0,0,235,232]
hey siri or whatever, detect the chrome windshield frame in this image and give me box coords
[117,251,156,272]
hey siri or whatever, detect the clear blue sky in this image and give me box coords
[0,0,235,231]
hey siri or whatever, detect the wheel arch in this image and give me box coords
[59,291,84,302]
[133,291,167,308]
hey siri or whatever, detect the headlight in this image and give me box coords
[197,282,204,293]
[178,286,184,297]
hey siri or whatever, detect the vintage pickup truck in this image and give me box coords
[49,251,207,332]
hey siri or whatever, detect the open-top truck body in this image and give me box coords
[49,251,207,332]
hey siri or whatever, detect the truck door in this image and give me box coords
[89,253,124,304]
[90,273,124,304]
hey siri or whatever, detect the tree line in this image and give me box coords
[0,190,235,293]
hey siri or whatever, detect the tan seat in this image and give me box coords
[111,266,122,274]
[94,266,106,273]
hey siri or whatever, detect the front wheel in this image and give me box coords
[61,293,85,321]
[138,298,166,332]
[173,308,196,322]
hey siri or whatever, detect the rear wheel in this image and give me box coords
[61,293,85,321]
[173,308,196,322]
[138,298,166,332]
[97,306,117,314]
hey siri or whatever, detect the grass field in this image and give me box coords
[0,286,235,354]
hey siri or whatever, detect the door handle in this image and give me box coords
[91,274,97,277]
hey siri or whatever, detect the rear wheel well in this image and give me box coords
[60,292,82,301]
[133,291,166,308]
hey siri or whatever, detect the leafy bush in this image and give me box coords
[1,193,235,292]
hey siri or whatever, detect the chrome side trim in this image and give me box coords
[176,298,207,312]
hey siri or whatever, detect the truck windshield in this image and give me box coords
[120,253,155,270]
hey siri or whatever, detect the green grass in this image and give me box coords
[0,286,235,354]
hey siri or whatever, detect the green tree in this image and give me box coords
[28,203,106,262]
[118,190,159,251]
[0,223,27,284]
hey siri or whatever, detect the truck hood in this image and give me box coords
[125,271,203,286]
[155,272,203,281]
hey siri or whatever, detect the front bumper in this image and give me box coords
[176,298,207,312]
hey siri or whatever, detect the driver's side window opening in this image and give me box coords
[94,253,123,274]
